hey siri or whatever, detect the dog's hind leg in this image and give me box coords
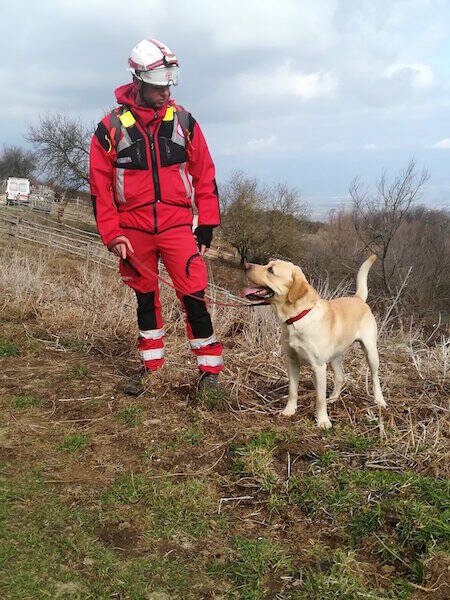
[329,356,345,401]
[312,363,332,429]
[359,327,386,409]
[280,348,301,417]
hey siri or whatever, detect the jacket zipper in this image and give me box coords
[124,108,162,233]
[147,126,161,234]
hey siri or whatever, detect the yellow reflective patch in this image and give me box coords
[163,106,174,121]
[105,134,112,153]
[119,111,136,128]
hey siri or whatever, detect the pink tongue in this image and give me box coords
[242,287,264,298]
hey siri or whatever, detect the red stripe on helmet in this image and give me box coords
[129,57,178,72]
[149,38,166,52]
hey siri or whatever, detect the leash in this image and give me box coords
[124,255,267,309]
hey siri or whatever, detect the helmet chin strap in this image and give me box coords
[133,77,145,106]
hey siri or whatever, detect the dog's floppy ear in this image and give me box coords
[287,272,308,304]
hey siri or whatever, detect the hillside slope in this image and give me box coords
[0,235,448,599]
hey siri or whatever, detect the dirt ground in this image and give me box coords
[0,232,448,599]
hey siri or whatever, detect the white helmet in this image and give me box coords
[128,39,179,86]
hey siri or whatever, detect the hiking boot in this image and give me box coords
[197,371,219,392]
[123,367,151,396]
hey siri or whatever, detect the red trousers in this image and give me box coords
[119,226,223,374]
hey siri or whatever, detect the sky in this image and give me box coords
[1,0,449,217]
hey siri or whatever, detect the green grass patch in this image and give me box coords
[294,549,384,600]
[58,434,90,454]
[60,337,84,351]
[196,385,229,410]
[233,447,279,492]
[116,406,142,427]
[0,338,18,357]
[346,432,377,451]
[178,425,202,446]
[7,395,41,410]
[103,475,222,541]
[145,479,220,540]
[71,364,89,378]
[317,449,339,467]
[0,473,219,599]
[231,431,290,493]
[210,536,292,599]
[101,472,149,504]
[291,469,449,583]
[242,430,280,451]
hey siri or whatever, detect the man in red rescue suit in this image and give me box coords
[89,38,223,395]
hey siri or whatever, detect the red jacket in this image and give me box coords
[90,83,220,246]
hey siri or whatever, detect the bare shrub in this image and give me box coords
[350,158,429,296]
[301,161,448,321]
[220,171,310,264]
[0,145,37,180]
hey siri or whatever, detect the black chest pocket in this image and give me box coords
[116,139,148,170]
[158,137,187,167]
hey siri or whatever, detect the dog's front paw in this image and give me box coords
[280,405,297,417]
[317,416,332,429]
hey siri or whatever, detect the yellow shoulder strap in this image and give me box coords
[163,106,175,121]
[119,111,136,128]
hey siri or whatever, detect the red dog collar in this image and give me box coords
[285,308,312,325]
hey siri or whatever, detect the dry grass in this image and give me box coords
[0,236,448,598]
[1,239,448,474]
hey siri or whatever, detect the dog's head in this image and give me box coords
[242,259,316,308]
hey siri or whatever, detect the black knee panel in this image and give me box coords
[182,291,213,338]
[135,291,157,330]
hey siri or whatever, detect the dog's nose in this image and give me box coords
[244,262,250,271]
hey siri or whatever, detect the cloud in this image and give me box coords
[0,0,449,208]
[219,134,278,156]
[193,0,337,52]
[385,62,435,91]
[432,138,450,149]
[236,63,338,102]
[246,135,277,150]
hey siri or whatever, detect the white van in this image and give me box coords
[6,177,31,205]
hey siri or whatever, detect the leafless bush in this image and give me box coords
[0,145,37,180]
[220,171,310,264]
[299,161,448,322]
[301,205,449,322]
[350,158,429,296]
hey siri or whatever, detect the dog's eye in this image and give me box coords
[268,266,274,274]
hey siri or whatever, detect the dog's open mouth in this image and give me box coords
[241,286,275,302]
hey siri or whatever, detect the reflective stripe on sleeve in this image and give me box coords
[179,163,191,198]
[116,168,126,204]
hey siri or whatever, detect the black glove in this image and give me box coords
[194,225,213,250]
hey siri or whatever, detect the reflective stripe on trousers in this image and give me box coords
[140,348,165,361]
[189,334,217,350]
[196,355,224,367]
[139,328,165,340]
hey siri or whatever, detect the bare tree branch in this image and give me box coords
[27,113,91,191]
[350,158,429,296]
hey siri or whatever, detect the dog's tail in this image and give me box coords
[355,255,376,302]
